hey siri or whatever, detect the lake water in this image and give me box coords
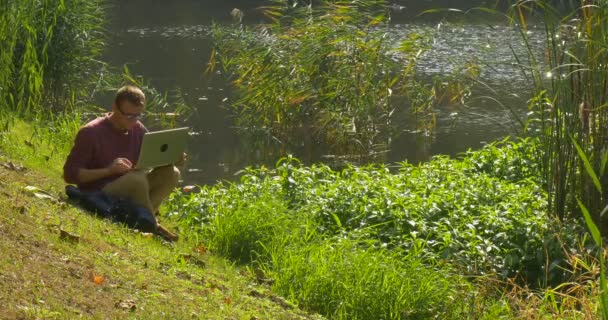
[103,0,545,185]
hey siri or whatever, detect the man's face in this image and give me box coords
[113,100,144,130]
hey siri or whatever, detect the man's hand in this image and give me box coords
[77,158,131,184]
[174,152,187,167]
[108,158,132,175]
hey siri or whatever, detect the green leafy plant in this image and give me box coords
[167,139,580,285]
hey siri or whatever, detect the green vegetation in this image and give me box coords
[2,0,608,319]
[0,0,105,116]
[209,0,475,162]
[164,138,596,318]
[0,122,321,319]
[509,1,608,317]
[169,140,555,279]
[507,0,608,229]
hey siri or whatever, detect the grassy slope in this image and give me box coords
[0,122,322,320]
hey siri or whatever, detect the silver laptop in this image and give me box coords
[135,127,189,169]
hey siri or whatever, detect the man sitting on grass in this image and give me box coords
[63,85,181,241]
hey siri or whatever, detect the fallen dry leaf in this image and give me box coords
[289,95,308,105]
[193,244,207,254]
[182,185,199,193]
[115,299,136,311]
[224,296,232,305]
[23,186,59,203]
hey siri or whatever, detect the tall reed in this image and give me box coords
[0,0,105,117]
[508,0,608,231]
[571,137,608,319]
[208,0,440,163]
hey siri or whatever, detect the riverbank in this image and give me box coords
[0,119,602,319]
[0,123,322,319]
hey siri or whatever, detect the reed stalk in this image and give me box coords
[0,0,105,118]
[208,0,442,163]
[509,0,608,231]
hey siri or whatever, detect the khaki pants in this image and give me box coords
[103,165,180,214]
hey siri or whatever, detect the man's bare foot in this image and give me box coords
[157,223,178,242]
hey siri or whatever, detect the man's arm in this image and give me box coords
[64,128,94,184]
[77,158,132,183]
[77,167,112,184]
[64,127,134,185]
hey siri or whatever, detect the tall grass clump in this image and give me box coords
[507,0,608,232]
[0,0,105,117]
[264,237,465,320]
[207,0,441,162]
[200,195,297,264]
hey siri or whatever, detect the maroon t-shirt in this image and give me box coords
[63,114,147,191]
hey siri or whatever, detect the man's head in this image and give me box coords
[111,85,146,131]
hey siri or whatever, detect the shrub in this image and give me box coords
[168,140,581,285]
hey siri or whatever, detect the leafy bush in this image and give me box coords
[168,139,581,285]
[167,169,470,319]
[461,137,542,184]
[276,155,548,278]
[165,139,590,318]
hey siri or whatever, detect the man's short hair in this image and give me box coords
[115,85,145,108]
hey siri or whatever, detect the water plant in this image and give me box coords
[207,0,446,163]
[505,0,608,232]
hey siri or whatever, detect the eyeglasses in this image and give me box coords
[117,105,144,120]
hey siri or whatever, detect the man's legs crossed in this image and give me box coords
[102,166,180,213]
[102,167,180,241]
[102,170,154,212]
[147,165,181,214]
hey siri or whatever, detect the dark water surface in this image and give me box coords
[103,0,544,185]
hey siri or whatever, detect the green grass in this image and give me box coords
[169,177,470,318]
[0,117,76,180]
[0,120,322,320]
[1,116,603,319]
[169,182,471,319]
[264,237,467,320]
[165,138,604,319]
